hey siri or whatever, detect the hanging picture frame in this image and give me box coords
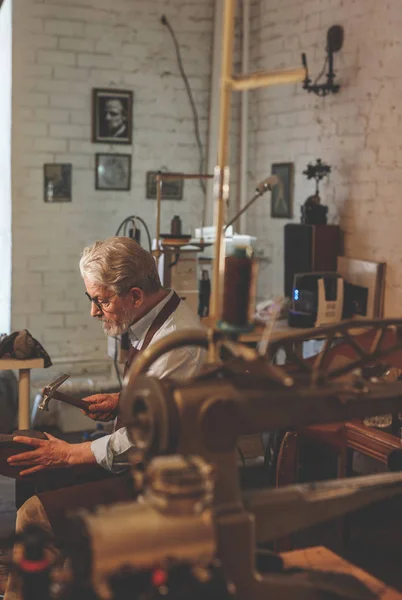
[145,171,184,200]
[92,88,133,144]
[271,162,294,219]
[43,163,72,203]
[95,153,131,191]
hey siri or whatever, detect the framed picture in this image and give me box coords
[43,163,72,203]
[146,171,184,200]
[95,153,131,191]
[92,88,133,144]
[271,162,294,218]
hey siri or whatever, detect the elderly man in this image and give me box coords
[102,98,128,138]
[4,237,205,597]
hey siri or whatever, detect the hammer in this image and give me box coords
[38,374,89,412]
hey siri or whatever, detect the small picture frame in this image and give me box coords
[271,162,294,219]
[92,88,133,144]
[95,153,131,191]
[146,171,184,200]
[44,163,72,203]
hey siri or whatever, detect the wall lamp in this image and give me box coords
[301,25,344,97]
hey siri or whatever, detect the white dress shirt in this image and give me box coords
[90,290,206,471]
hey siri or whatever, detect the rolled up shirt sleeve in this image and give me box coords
[90,349,205,472]
[90,427,132,473]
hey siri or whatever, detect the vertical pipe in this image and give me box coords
[210,0,235,321]
[205,0,224,228]
[239,0,250,234]
[155,175,162,266]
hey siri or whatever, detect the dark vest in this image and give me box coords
[124,290,181,376]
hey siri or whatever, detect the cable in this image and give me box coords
[168,252,180,269]
[313,55,328,86]
[161,15,207,205]
[115,215,153,253]
[134,216,153,252]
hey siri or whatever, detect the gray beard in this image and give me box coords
[100,309,133,337]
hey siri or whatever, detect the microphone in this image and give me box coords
[255,174,280,196]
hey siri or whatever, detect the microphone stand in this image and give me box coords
[224,177,279,232]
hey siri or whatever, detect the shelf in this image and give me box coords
[0,358,45,370]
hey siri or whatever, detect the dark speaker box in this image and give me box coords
[284,224,342,298]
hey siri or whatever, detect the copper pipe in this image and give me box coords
[154,0,307,320]
[231,67,305,91]
[210,0,235,321]
[210,0,307,326]
[154,172,213,257]
[155,173,213,181]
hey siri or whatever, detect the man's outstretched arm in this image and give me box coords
[7,433,96,477]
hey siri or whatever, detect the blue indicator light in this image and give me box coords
[294,289,299,301]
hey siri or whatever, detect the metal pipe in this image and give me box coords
[231,67,305,91]
[210,0,236,321]
[210,1,305,323]
[205,0,224,228]
[155,173,213,181]
[154,173,213,253]
[239,0,250,234]
[225,189,261,231]
[155,175,163,264]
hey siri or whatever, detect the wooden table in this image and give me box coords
[282,546,402,599]
[0,358,45,429]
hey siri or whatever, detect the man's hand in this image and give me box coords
[81,393,120,422]
[7,434,96,477]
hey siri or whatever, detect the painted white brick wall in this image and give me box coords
[249,0,402,317]
[11,0,215,364]
[0,0,12,333]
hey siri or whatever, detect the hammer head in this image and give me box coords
[38,373,70,411]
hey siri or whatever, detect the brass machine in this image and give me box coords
[64,318,402,600]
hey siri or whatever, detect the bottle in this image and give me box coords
[198,270,211,317]
[170,216,182,236]
[221,245,257,329]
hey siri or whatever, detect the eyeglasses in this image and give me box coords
[85,292,118,313]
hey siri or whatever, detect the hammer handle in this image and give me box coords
[51,390,88,411]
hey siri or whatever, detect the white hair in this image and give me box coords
[80,237,161,295]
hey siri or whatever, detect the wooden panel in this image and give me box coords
[337,256,386,318]
[282,546,402,599]
[312,224,341,271]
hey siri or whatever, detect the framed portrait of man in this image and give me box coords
[92,88,133,145]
